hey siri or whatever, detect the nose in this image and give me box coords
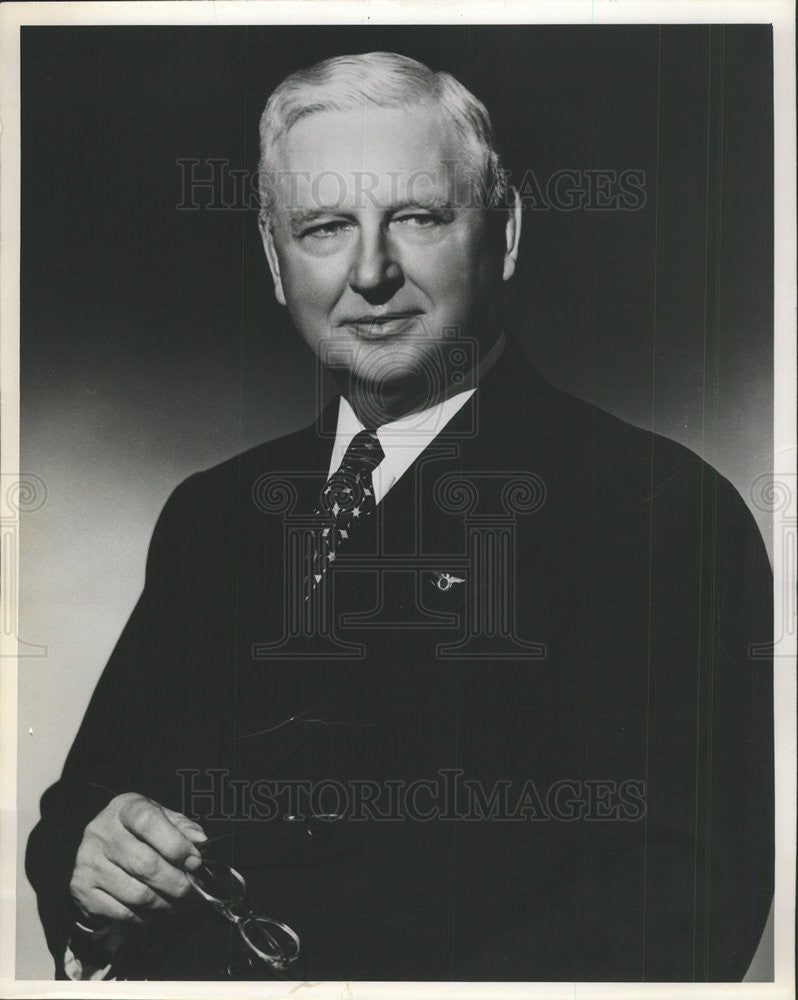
[348,226,404,304]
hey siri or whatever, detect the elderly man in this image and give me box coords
[27,51,773,982]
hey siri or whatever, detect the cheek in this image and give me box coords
[279,250,345,317]
[418,236,495,309]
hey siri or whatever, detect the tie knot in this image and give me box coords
[338,429,384,474]
[315,429,384,521]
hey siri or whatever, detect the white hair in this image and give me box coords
[258,51,506,217]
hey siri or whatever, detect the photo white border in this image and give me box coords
[1,2,794,998]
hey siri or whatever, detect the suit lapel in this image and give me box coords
[329,335,555,671]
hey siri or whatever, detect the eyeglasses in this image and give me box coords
[186,858,301,979]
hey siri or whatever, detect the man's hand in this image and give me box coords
[69,793,207,930]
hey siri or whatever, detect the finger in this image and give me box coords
[162,807,208,844]
[105,832,195,901]
[72,884,145,927]
[92,856,175,913]
[182,826,209,847]
[117,798,202,870]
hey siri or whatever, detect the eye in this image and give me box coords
[392,213,442,229]
[302,220,352,239]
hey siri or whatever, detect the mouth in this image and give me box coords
[338,312,423,340]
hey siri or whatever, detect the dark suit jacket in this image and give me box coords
[27,335,773,981]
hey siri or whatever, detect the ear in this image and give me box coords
[259,213,287,306]
[502,186,522,282]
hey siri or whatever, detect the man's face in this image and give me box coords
[261,103,518,414]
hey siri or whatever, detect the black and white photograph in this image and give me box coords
[1,2,794,996]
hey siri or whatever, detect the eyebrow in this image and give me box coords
[286,208,341,230]
[390,198,455,213]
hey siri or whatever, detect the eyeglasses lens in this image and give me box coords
[239,915,301,968]
[186,860,246,906]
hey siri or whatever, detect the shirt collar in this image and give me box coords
[328,333,506,504]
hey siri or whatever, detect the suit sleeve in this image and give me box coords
[702,482,774,978]
[593,481,774,981]
[25,473,207,978]
[457,470,774,982]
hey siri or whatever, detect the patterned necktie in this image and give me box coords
[306,429,385,598]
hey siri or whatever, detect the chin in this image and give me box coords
[354,338,443,376]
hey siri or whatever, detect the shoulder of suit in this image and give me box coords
[160,415,327,515]
[488,339,714,494]
[524,377,754,528]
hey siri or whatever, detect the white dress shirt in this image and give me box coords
[328,388,476,503]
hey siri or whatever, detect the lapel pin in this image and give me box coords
[432,571,465,592]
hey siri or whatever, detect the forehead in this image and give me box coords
[271,105,473,210]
